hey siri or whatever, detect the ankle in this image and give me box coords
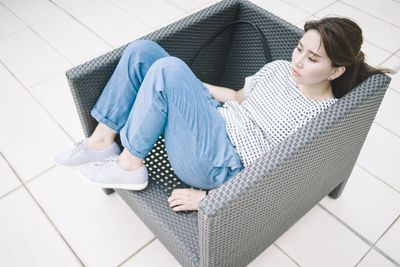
[118,149,144,171]
[117,159,144,171]
[86,137,114,150]
[87,123,116,150]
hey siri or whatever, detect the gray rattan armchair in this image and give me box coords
[65,0,391,266]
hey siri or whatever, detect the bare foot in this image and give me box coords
[168,188,207,212]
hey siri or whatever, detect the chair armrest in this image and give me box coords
[197,73,391,267]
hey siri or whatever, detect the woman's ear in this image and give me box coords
[329,66,346,80]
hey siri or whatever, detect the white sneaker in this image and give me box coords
[54,139,121,168]
[78,158,148,191]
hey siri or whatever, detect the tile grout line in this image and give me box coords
[106,0,156,30]
[277,0,397,59]
[355,162,400,195]
[360,118,400,196]
[388,86,400,98]
[0,2,30,39]
[116,237,157,267]
[379,50,400,64]
[47,0,115,48]
[2,1,171,264]
[0,2,77,67]
[0,162,56,200]
[24,164,58,185]
[355,215,400,267]
[107,0,195,34]
[286,0,339,18]
[338,0,400,30]
[373,120,400,139]
[0,60,26,104]
[373,214,400,251]
[367,41,399,63]
[164,0,190,12]
[272,243,302,267]
[284,0,399,56]
[388,86,400,94]
[27,88,79,143]
[0,59,78,144]
[0,152,86,267]
[165,0,223,14]
[317,203,400,266]
[0,57,64,90]
[0,3,87,145]
[0,182,24,201]
[354,247,374,267]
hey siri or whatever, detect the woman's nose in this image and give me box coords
[294,59,303,68]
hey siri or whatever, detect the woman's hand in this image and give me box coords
[168,188,207,212]
[203,82,243,104]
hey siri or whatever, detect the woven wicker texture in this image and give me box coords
[198,73,390,266]
[65,0,391,266]
[117,181,200,266]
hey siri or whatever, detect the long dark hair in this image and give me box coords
[304,17,388,98]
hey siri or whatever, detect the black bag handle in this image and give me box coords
[190,20,271,67]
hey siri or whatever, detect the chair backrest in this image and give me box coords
[150,0,302,90]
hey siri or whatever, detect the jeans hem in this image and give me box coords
[91,107,120,133]
[120,135,148,160]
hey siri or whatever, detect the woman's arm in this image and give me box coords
[203,83,245,104]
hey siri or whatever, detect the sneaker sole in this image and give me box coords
[88,180,148,191]
[77,172,148,191]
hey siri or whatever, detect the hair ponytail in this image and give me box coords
[332,50,377,98]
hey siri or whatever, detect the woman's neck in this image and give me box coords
[297,82,334,100]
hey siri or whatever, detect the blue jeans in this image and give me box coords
[91,40,243,189]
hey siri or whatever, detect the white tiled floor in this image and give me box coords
[0,0,399,266]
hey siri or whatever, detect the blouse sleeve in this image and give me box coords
[243,75,257,99]
[243,60,286,99]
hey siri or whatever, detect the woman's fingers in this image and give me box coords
[168,198,185,208]
[167,189,186,202]
[172,204,190,212]
[167,188,207,212]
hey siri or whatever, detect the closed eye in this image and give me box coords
[308,57,317,62]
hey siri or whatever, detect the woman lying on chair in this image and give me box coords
[55,17,387,212]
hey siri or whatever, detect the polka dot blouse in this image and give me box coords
[217,60,338,167]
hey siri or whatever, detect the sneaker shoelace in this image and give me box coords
[94,157,118,170]
[68,140,86,159]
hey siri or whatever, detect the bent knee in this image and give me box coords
[123,40,167,58]
[151,57,190,74]
[145,56,198,93]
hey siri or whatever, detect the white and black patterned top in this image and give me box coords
[217,60,338,167]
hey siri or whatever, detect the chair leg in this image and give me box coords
[328,179,349,199]
[102,188,115,195]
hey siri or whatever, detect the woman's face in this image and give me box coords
[291,29,338,88]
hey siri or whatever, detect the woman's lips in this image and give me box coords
[291,67,300,76]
